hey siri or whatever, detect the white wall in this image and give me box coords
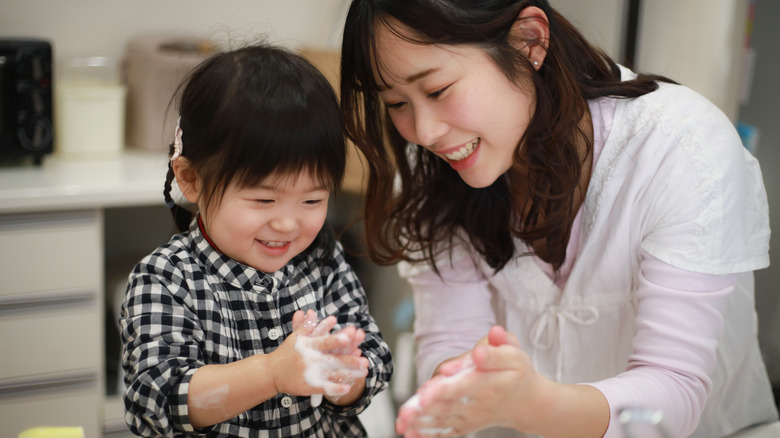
[2,0,745,123]
[554,0,749,122]
[0,0,349,59]
[738,0,780,384]
[0,0,625,73]
[551,0,626,61]
[635,0,749,121]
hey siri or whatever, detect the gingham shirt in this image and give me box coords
[120,218,393,437]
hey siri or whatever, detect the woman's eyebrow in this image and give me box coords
[377,68,440,91]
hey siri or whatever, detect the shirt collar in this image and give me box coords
[188,215,290,291]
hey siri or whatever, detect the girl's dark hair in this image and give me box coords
[340,0,674,272]
[163,43,346,255]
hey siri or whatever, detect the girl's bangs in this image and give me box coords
[230,99,346,190]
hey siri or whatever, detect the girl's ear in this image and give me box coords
[172,157,201,204]
[510,6,550,70]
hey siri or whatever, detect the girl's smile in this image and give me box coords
[257,239,293,258]
[260,240,289,248]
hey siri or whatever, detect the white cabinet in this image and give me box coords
[0,210,103,438]
[0,151,168,438]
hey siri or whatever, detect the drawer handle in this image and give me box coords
[0,369,97,400]
[0,290,96,316]
[0,210,98,230]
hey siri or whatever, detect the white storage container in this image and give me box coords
[55,56,126,159]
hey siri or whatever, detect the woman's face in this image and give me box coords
[375,22,536,188]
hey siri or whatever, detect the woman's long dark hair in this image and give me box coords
[341,0,673,272]
[163,43,347,256]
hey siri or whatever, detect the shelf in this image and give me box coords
[0,149,169,214]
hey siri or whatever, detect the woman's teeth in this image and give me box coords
[262,240,286,248]
[444,139,479,161]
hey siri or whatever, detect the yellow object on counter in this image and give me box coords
[18,427,85,438]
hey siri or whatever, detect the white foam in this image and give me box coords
[295,329,364,405]
[399,357,476,434]
[189,383,230,410]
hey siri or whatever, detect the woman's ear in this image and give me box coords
[172,157,201,204]
[510,6,550,70]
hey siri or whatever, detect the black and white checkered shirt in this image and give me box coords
[119,219,393,437]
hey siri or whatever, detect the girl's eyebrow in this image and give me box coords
[257,182,330,192]
[377,68,440,91]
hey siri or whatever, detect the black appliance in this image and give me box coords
[0,39,53,164]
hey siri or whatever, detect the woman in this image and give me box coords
[340,0,777,437]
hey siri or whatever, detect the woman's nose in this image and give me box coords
[413,105,447,147]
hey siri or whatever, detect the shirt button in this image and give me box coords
[281,395,293,408]
[268,328,281,340]
[255,277,273,288]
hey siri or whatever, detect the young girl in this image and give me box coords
[340,1,777,437]
[119,43,393,437]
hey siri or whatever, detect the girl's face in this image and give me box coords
[200,172,330,273]
[375,22,536,188]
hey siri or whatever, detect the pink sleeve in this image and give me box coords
[587,250,736,437]
[398,250,496,384]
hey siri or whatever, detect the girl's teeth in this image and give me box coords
[444,139,479,161]
[263,241,286,248]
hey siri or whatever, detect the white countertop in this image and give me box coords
[0,149,169,214]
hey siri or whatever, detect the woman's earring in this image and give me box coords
[533,61,539,66]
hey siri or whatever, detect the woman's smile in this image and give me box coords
[442,138,481,171]
[442,138,480,161]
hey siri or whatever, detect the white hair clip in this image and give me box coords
[172,116,183,160]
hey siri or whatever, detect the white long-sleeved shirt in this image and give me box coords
[400,67,777,438]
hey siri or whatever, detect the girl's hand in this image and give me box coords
[321,324,368,405]
[269,310,368,397]
[396,326,548,437]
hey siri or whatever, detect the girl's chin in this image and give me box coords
[252,259,289,273]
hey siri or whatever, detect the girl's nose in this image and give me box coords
[270,215,297,233]
[413,105,447,147]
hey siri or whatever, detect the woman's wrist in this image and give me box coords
[506,371,556,433]
[520,379,609,438]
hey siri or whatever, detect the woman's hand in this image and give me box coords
[396,325,549,437]
[396,325,609,438]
